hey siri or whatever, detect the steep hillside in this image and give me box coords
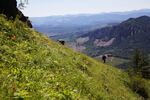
[77,16,150,58]
[0,15,148,99]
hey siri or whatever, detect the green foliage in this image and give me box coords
[132,49,149,71]
[128,75,150,99]
[127,49,150,99]
[0,15,149,99]
[141,66,150,79]
[131,49,150,79]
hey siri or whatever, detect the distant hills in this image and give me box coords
[30,9,150,36]
[76,16,150,58]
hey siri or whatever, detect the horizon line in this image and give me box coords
[28,8,150,18]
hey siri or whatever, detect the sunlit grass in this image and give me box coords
[0,15,147,99]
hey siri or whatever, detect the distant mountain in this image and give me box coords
[76,16,150,58]
[30,9,150,36]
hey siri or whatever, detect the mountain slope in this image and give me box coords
[77,16,150,58]
[0,15,146,99]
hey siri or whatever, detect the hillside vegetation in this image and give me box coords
[0,15,149,99]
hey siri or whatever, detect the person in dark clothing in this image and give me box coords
[58,40,65,45]
[102,55,107,63]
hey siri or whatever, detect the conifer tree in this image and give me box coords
[132,49,149,78]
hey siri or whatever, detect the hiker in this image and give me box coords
[102,55,107,63]
[58,40,65,45]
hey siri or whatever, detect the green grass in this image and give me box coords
[0,15,148,99]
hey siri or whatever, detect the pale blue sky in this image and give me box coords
[20,0,150,17]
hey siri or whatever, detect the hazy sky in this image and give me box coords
[20,0,150,17]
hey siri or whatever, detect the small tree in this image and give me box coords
[131,49,149,76]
